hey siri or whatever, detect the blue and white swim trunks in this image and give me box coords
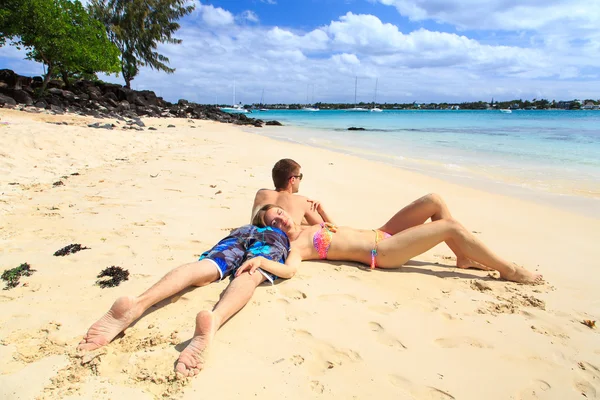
[199,225,290,284]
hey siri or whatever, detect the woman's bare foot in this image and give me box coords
[77,296,142,351]
[501,264,544,284]
[175,311,216,378]
[457,257,493,271]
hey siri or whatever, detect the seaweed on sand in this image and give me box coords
[53,244,90,256]
[2,263,36,290]
[96,266,129,288]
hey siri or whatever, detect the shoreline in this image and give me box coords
[1,109,599,400]
[244,124,600,219]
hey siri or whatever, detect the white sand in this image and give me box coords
[1,109,599,400]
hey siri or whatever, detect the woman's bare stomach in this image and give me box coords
[324,227,377,265]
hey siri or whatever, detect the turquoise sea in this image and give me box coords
[245,109,600,216]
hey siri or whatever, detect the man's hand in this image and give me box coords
[235,257,264,277]
[307,198,323,213]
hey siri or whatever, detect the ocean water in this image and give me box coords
[245,109,600,215]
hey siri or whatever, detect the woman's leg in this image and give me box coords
[378,193,488,270]
[376,219,543,284]
[78,260,220,351]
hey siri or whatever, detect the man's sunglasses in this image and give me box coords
[290,173,303,181]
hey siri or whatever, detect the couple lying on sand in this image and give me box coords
[78,158,543,377]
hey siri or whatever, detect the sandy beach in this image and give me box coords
[1,109,599,399]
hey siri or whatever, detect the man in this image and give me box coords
[78,225,300,377]
[250,158,333,225]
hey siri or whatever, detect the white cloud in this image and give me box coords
[1,4,599,104]
[261,0,277,4]
[239,10,259,23]
[376,0,600,31]
[331,53,360,65]
[197,2,234,27]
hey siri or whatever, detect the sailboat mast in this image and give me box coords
[354,76,358,107]
[374,78,378,104]
[232,81,236,106]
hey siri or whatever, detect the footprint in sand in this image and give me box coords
[517,379,552,400]
[292,329,361,373]
[368,304,397,314]
[132,219,166,227]
[290,355,305,366]
[311,380,325,394]
[434,336,493,349]
[389,375,455,399]
[576,361,600,398]
[369,322,407,349]
[318,293,364,304]
[574,380,597,399]
[280,288,307,300]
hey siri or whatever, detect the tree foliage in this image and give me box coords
[0,0,120,92]
[88,0,194,88]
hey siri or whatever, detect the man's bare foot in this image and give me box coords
[78,296,141,351]
[175,310,216,378]
[457,257,493,271]
[501,265,544,285]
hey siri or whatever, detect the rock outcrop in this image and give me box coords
[0,69,278,128]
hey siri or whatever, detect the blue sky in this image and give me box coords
[1,0,599,104]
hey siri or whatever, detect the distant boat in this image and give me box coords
[258,89,268,111]
[221,81,249,114]
[500,109,512,113]
[370,78,383,112]
[347,77,369,112]
[302,84,320,111]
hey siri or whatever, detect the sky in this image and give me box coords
[1,0,600,104]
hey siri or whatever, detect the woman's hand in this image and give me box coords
[236,257,263,277]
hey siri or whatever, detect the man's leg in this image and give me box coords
[175,271,267,377]
[78,260,220,351]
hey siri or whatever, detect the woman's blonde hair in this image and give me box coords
[252,204,280,227]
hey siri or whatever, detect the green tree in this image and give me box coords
[89,0,194,89]
[1,0,120,93]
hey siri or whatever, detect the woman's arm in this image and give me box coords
[235,249,302,279]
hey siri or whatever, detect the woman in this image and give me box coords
[241,195,543,284]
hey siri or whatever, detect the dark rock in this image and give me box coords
[13,90,33,105]
[148,127,157,130]
[49,104,64,114]
[88,122,114,130]
[118,100,130,111]
[0,93,17,106]
[348,127,366,131]
[167,124,176,128]
[62,90,76,101]
[103,91,118,102]
[47,79,64,89]
[127,119,144,127]
[0,69,269,129]
[0,69,19,87]
[265,120,283,126]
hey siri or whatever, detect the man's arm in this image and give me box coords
[250,189,266,223]
[304,199,335,225]
[235,250,302,279]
